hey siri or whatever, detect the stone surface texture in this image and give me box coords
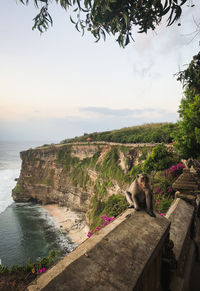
[166,198,196,291]
[172,168,200,194]
[28,209,170,291]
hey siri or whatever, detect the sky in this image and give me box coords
[0,0,199,143]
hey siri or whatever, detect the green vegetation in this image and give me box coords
[94,147,143,199]
[20,0,191,47]
[89,160,184,230]
[89,194,128,230]
[56,144,180,230]
[57,146,101,189]
[57,145,141,191]
[57,145,143,230]
[138,146,149,162]
[142,144,178,173]
[152,163,185,214]
[172,52,200,159]
[41,169,55,186]
[62,123,175,144]
[0,251,58,290]
[96,147,130,185]
[94,179,113,199]
[103,195,129,217]
[13,183,24,194]
[24,148,42,163]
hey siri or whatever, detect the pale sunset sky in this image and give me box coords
[0,1,199,142]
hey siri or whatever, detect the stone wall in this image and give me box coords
[166,198,195,291]
[28,209,170,291]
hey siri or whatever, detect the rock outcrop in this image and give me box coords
[12,143,154,222]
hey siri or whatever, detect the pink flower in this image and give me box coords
[160,213,165,216]
[155,200,160,206]
[177,163,185,170]
[38,268,46,273]
[12,280,16,286]
[96,227,101,231]
[87,215,115,238]
[155,187,162,193]
[101,215,107,218]
[87,231,93,237]
[170,165,177,172]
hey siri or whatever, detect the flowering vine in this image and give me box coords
[87,215,115,238]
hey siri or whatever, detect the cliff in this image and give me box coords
[12,142,154,226]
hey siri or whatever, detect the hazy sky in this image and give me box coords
[0,1,199,142]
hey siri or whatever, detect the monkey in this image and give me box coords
[125,173,156,217]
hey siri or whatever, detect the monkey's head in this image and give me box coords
[136,173,149,189]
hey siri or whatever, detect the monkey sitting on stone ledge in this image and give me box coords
[125,173,156,217]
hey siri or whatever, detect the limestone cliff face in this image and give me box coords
[12,143,153,214]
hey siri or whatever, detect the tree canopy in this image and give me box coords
[19,0,195,47]
[172,52,200,158]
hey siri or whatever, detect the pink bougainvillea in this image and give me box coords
[169,163,185,173]
[38,268,46,274]
[155,187,162,194]
[87,215,115,238]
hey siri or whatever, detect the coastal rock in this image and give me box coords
[12,143,154,222]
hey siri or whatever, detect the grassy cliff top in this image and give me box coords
[61,123,176,144]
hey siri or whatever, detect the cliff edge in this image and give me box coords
[12,142,153,226]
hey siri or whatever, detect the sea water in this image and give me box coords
[0,141,75,267]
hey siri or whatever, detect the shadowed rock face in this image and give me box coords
[12,143,149,214]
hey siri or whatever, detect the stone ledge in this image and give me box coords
[166,198,194,275]
[28,209,170,291]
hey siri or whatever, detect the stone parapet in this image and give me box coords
[28,209,170,291]
[166,198,194,273]
[166,198,195,291]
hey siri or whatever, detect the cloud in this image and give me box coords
[0,107,178,142]
[80,106,174,118]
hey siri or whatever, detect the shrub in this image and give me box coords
[143,144,177,173]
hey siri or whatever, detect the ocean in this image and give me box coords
[0,141,75,267]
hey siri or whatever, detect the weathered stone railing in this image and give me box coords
[28,168,200,291]
[166,198,196,291]
[28,209,171,291]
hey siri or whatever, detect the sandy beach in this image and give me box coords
[43,204,89,245]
